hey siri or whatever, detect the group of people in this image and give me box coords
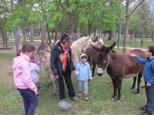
[12,33,154,115]
[12,33,92,115]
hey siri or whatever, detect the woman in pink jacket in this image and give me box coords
[12,43,38,115]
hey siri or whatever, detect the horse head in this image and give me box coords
[96,42,116,76]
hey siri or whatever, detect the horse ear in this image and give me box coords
[109,42,116,50]
[106,42,116,53]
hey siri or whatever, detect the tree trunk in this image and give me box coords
[1,29,8,48]
[14,28,23,52]
[40,25,46,42]
[123,1,129,53]
[117,24,121,47]
[88,23,92,36]
[66,13,76,40]
[108,31,112,40]
[123,18,128,52]
[46,23,52,44]
[29,25,34,42]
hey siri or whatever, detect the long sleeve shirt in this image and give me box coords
[12,53,37,94]
[134,56,154,84]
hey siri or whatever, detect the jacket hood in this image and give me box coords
[80,53,87,59]
[12,56,24,69]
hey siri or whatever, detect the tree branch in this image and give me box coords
[129,0,136,5]
[129,0,145,17]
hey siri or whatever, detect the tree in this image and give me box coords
[0,0,9,48]
[122,0,145,52]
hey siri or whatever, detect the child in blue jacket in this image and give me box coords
[76,53,92,101]
[129,46,154,115]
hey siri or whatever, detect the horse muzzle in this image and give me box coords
[97,68,105,77]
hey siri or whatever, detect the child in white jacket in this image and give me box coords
[30,58,41,94]
[76,53,92,101]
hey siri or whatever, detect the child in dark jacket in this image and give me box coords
[129,46,154,115]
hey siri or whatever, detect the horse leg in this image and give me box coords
[136,72,142,94]
[51,77,57,96]
[49,73,57,96]
[131,77,137,89]
[117,78,122,101]
[111,78,117,99]
[92,64,96,77]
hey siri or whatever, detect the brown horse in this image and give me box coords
[96,42,147,100]
[85,43,106,77]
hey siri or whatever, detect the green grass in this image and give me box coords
[0,53,147,115]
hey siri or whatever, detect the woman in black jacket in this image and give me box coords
[50,33,78,102]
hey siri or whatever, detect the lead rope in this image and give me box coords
[104,54,110,71]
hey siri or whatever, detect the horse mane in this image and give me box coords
[90,44,106,51]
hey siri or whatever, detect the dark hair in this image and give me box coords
[148,46,154,56]
[22,43,36,53]
[16,50,21,56]
[60,33,70,43]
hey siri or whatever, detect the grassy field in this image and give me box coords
[0,51,147,115]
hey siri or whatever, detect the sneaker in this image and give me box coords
[70,96,79,102]
[84,96,89,101]
[58,100,72,111]
[78,92,82,97]
[140,105,147,111]
[139,111,149,115]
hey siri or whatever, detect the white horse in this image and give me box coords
[71,36,104,65]
[71,36,92,65]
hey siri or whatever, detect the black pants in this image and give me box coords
[58,71,75,100]
[145,85,154,115]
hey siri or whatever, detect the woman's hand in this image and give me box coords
[147,82,152,86]
[71,70,77,77]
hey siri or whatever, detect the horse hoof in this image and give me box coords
[116,100,120,103]
[131,88,135,92]
[136,93,140,96]
[111,97,116,101]
[131,90,139,94]
[53,93,57,96]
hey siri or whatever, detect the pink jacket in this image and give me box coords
[12,53,37,94]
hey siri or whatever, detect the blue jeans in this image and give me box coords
[146,86,154,115]
[78,80,88,95]
[18,89,39,115]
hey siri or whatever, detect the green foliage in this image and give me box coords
[5,7,25,31]
[28,11,41,25]
[48,11,66,29]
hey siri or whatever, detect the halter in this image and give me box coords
[97,54,110,75]
[104,54,110,71]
